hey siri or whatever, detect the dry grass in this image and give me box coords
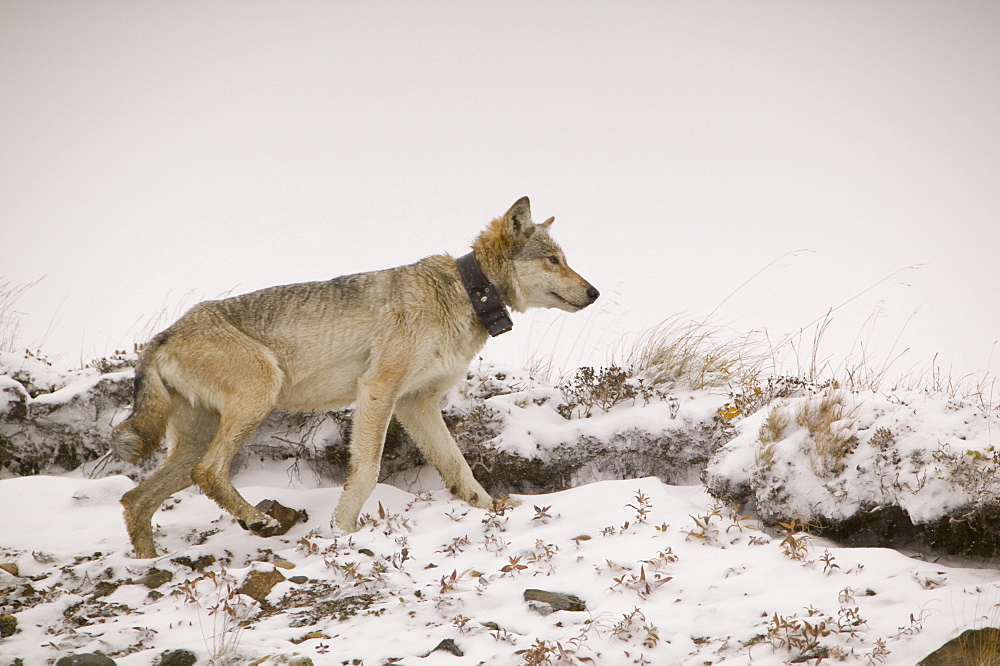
[893,350,1000,415]
[756,402,791,468]
[615,316,771,391]
[772,306,914,394]
[797,390,858,477]
[957,627,1000,666]
[755,390,858,478]
[0,278,42,353]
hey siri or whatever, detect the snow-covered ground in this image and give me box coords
[2,461,999,664]
[2,350,1000,664]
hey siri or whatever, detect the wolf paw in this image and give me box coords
[332,512,361,534]
[469,492,496,510]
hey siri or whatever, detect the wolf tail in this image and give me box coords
[110,335,171,463]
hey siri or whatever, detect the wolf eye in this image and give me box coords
[548,255,560,265]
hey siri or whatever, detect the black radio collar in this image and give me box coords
[455,252,514,337]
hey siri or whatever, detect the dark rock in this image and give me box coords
[153,649,198,666]
[90,581,118,600]
[288,575,309,584]
[55,655,116,666]
[430,638,464,657]
[239,499,308,537]
[0,613,17,638]
[523,589,586,612]
[918,627,1000,665]
[171,554,216,572]
[139,568,173,589]
[238,568,286,602]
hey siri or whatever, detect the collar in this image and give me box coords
[455,252,513,337]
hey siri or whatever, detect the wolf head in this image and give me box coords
[474,197,600,313]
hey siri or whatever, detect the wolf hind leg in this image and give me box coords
[191,404,279,534]
[121,395,219,558]
[394,391,493,510]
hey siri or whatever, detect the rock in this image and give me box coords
[238,568,286,602]
[0,376,29,421]
[55,655,116,666]
[918,627,1000,665]
[171,554,216,572]
[0,367,135,476]
[0,562,18,577]
[153,649,198,666]
[139,568,173,589]
[523,589,586,612]
[0,613,17,637]
[288,575,308,584]
[429,638,464,657]
[90,581,119,600]
[241,499,308,536]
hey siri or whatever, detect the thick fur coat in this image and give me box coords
[111,197,599,558]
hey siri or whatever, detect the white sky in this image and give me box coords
[1,1,998,384]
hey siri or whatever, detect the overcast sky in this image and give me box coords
[2,2,998,386]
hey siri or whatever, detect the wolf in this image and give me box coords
[110,197,599,558]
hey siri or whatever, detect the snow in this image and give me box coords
[2,354,1000,664]
[2,462,999,664]
[705,387,1000,529]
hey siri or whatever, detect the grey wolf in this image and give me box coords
[110,197,599,558]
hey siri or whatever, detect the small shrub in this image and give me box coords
[357,502,411,535]
[520,622,597,665]
[178,569,258,665]
[778,519,812,561]
[611,607,660,649]
[87,351,137,374]
[684,503,724,544]
[625,490,653,524]
[931,444,1000,497]
[765,610,831,658]
[557,366,650,419]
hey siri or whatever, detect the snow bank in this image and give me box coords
[705,387,1000,556]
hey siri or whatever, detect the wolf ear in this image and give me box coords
[540,216,555,230]
[505,196,535,240]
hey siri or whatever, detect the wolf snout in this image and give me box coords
[569,284,600,310]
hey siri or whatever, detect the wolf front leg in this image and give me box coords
[394,390,493,509]
[333,370,402,531]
